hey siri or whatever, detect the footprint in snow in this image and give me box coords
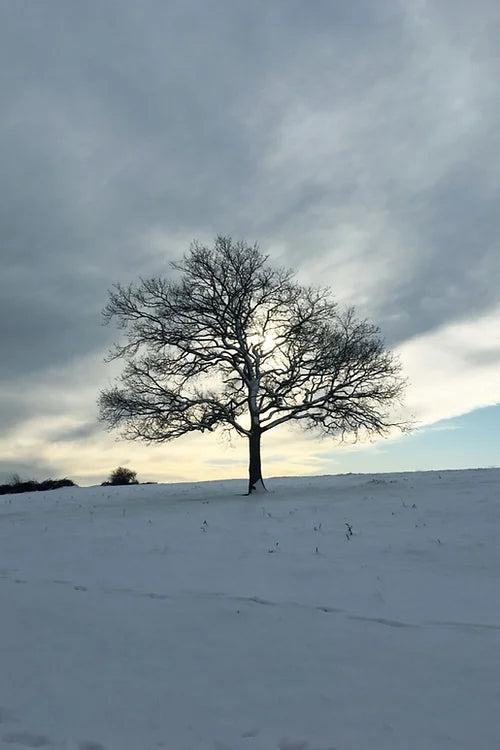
[78,742,108,750]
[2,731,52,747]
[0,707,19,725]
[277,740,309,750]
[278,741,339,750]
[241,728,260,738]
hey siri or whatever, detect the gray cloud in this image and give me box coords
[51,421,103,444]
[1,0,499,473]
[204,458,242,467]
[0,458,60,485]
[464,348,500,367]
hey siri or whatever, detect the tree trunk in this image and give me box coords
[248,427,266,494]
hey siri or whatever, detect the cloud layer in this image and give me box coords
[1,0,499,482]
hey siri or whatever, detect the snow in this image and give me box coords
[1,469,499,749]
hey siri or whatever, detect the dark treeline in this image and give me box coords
[0,466,145,495]
[0,477,76,495]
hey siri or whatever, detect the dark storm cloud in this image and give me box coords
[2,0,327,378]
[51,421,103,444]
[378,163,500,344]
[1,0,499,452]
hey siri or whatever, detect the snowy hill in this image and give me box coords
[1,469,499,749]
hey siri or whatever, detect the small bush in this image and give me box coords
[105,466,139,486]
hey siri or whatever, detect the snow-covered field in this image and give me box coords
[1,469,499,750]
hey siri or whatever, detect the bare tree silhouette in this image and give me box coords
[99,237,407,493]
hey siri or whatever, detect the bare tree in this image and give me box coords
[99,237,407,494]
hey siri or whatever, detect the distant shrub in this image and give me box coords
[104,466,139,486]
[0,477,77,495]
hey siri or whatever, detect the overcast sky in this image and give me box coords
[1,0,499,485]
